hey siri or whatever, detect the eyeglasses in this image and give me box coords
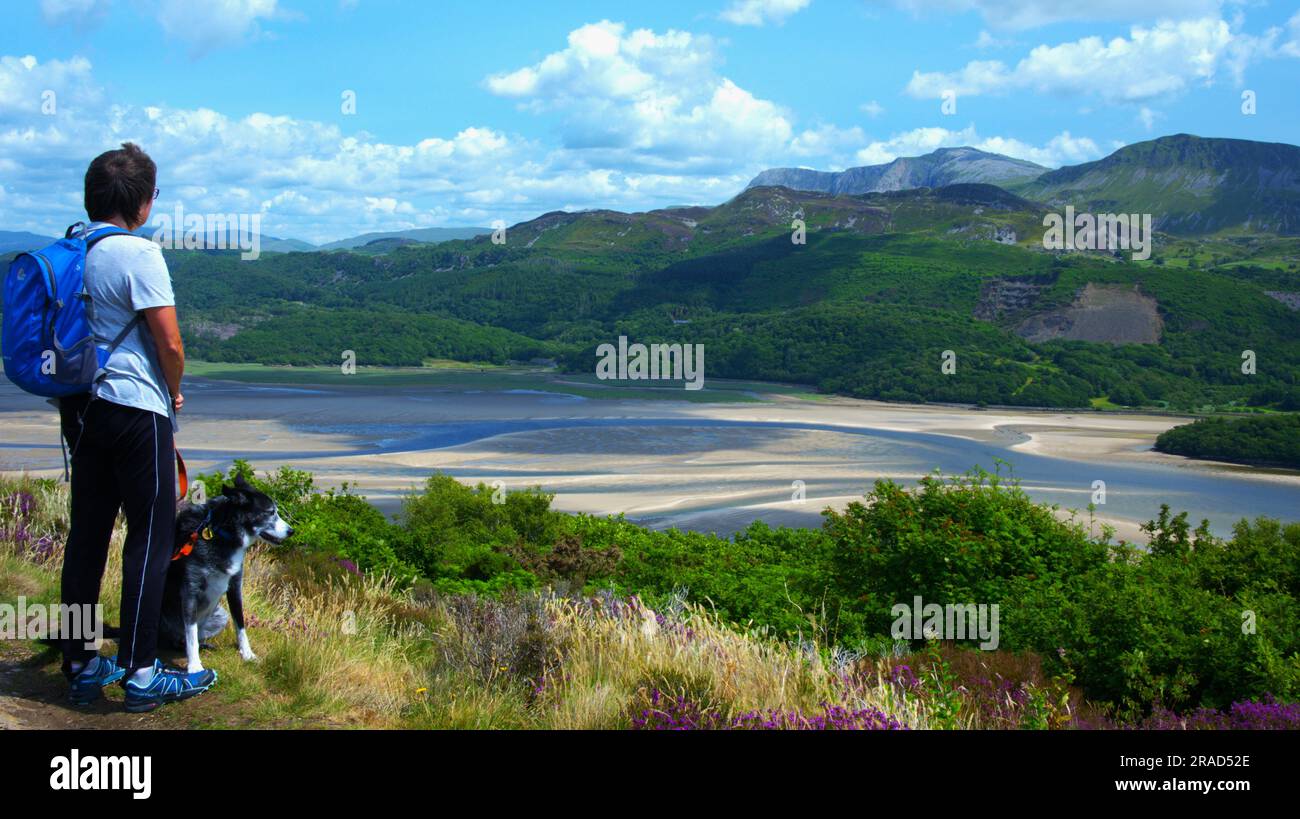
[153,188,160,200]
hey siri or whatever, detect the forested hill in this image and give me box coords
[9,176,1292,413]
[1155,414,1300,468]
[754,135,1300,236]
[1020,135,1300,235]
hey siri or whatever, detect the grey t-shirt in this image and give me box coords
[84,222,175,423]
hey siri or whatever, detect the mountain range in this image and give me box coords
[748,146,1046,196]
[318,227,492,250]
[4,132,1297,417]
[0,231,60,255]
[11,130,1293,427]
[150,149,1298,411]
[6,135,1298,254]
[0,226,492,256]
[1018,135,1300,234]
[748,135,1300,235]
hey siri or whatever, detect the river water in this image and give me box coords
[2,375,1297,539]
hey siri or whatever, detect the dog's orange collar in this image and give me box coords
[173,525,213,562]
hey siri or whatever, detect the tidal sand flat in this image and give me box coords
[2,369,1297,540]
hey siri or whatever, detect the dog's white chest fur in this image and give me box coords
[225,543,250,577]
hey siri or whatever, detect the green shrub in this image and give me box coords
[195,462,1299,713]
[824,468,1109,641]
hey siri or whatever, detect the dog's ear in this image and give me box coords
[221,483,247,504]
[233,473,253,491]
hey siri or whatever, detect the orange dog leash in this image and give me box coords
[176,446,188,500]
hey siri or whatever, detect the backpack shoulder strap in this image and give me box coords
[77,223,149,352]
[105,313,144,353]
[86,225,138,251]
[65,221,143,251]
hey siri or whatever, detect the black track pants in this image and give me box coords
[59,394,175,675]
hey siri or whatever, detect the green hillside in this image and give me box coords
[143,163,1300,412]
[1017,134,1300,235]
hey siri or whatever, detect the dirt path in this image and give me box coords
[0,639,306,730]
[0,641,166,729]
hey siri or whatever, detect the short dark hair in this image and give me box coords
[84,142,156,224]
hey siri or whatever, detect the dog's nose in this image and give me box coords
[286,527,296,538]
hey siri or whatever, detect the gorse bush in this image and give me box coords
[169,464,1300,716]
[825,466,1110,639]
[399,474,563,592]
[1058,510,1300,715]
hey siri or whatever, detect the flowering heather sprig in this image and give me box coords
[727,703,909,731]
[631,689,908,730]
[575,589,634,619]
[1138,696,1300,730]
[246,611,326,637]
[572,592,698,640]
[9,490,35,518]
[652,610,697,641]
[29,534,56,561]
[1071,695,1300,730]
[531,670,572,701]
[2,490,59,561]
[889,663,921,691]
[968,675,1034,727]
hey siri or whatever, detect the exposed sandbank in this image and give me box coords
[2,374,1295,542]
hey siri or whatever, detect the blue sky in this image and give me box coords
[4,0,1299,243]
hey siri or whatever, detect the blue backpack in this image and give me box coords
[2,222,146,397]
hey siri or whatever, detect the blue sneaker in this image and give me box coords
[67,655,128,706]
[123,660,218,713]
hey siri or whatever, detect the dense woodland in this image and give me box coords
[1155,414,1300,468]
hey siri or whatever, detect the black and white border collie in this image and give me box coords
[160,475,293,672]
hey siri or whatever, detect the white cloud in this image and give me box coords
[487,23,716,105]
[856,126,965,165]
[0,16,1132,244]
[154,0,284,57]
[0,51,779,243]
[363,196,414,215]
[0,53,99,116]
[854,125,1101,168]
[1281,12,1300,57]
[976,130,1103,167]
[884,0,1224,32]
[719,0,811,27]
[860,100,885,117]
[906,17,1278,103]
[40,0,110,28]
[973,30,1015,50]
[791,124,866,163]
[485,21,797,174]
